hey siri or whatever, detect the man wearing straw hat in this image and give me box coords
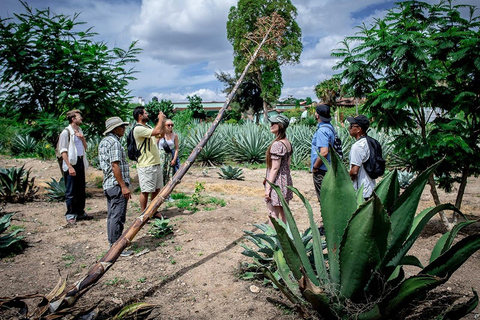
[98,116,132,256]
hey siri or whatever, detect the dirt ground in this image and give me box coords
[0,156,479,320]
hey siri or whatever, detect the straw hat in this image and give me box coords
[103,116,129,135]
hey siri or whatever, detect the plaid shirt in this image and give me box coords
[98,133,130,190]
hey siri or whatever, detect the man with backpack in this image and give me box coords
[310,104,340,206]
[131,106,166,212]
[56,109,92,226]
[347,115,384,200]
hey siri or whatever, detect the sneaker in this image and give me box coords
[120,250,133,257]
[166,196,174,202]
[66,219,76,227]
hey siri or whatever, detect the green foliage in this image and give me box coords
[45,177,66,202]
[86,135,102,169]
[231,123,270,164]
[184,123,228,165]
[0,166,38,203]
[218,165,245,180]
[226,0,302,110]
[315,77,342,106]
[333,0,480,219]
[172,110,194,137]
[397,170,416,189]
[243,150,480,319]
[35,140,56,160]
[145,99,175,121]
[149,217,173,239]
[0,213,25,255]
[288,124,314,170]
[11,134,37,156]
[0,2,141,136]
[186,95,206,120]
[191,182,205,207]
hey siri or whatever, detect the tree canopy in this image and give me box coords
[226,0,302,121]
[333,0,480,228]
[0,1,141,135]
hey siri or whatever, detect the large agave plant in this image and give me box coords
[184,123,228,165]
[0,166,38,203]
[11,134,37,156]
[288,124,314,170]
[245,150,480,319]
[86,135,102,169]
[230,123,270,164]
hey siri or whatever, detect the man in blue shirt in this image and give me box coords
[310,104,336,205]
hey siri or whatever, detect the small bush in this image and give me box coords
[36,140,56,160]
[149,217,173,239]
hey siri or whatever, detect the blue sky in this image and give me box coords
[1,0,477,103]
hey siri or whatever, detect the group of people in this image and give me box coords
[264,104,375,225]
[59,104,374,255]
[58,108,179,256]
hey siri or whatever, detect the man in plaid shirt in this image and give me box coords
[98,116,132,256]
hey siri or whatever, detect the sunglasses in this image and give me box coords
[166,124,174,127]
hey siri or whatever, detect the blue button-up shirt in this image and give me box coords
[310,122,335,171]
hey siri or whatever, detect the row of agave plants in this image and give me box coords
[242,150,480,319]
[85,121,402,170]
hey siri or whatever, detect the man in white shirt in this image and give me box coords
[57,109,91,225]
[347,115,375,199]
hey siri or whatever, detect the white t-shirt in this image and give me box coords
[350,137,375,198]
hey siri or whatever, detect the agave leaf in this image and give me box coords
[340,195,390,299]
[113,302,156,320]
[386,204,460,273]
[381,275,447,316]
[435,289,478,320]
[298,273,337,320]
[261,267,300,305]
[270,182,319,286]
[380,161,441,274]
[289,186,329,284]
[320,149,357,285]
[422,234,480,279]
[430,220,477,263]
[270,217,303,281]
[356,184,364,206]
[374,169,399,212]
[273,249,301,296]
[0,213,14,232]
[397,255,423,269]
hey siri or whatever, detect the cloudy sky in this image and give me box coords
[1,0,477,103]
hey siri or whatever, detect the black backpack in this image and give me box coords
[127,124,150,161]
[362,135,386,179]
[324,125,343,159]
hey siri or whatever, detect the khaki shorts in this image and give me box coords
[137,165,163,193]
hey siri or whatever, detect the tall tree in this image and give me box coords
[187,94,206,120]
[0,1,141,135]
[227,0,302,122]
[333,0,480,229]
[315,77,342,106]
[145,98,175,121]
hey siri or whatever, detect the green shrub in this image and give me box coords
[0,166,38,203]
[36,140,56,160]
[288,124,314,170]
[11,134,37,156]
[149,217,173,239]
[45,177,66,202]
[218,165,244,180]
[0,213,25,255]
[243,151,480,319]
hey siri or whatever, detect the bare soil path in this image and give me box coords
[0,156,479,319]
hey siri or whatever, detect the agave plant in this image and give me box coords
[244,150,480,319]
[11,134,37,156]
[230,123,271,164]
[0,213,24,252]
[149,217,173,239]
[45,177,66,202]
[184,123,228,165]
[288,124,314,170]
[217,165,245,180]
[0,166,38,203]
[397,170,416,189]
[86,135,102,169]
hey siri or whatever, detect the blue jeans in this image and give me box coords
[64,157,86,221]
